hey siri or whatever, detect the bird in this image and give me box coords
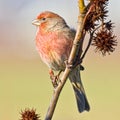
[32,11,90,112]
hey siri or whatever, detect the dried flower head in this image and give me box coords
[105,20,114,31]
[92,28,117,56]
[20,108,40,120]
[85,0,109,31]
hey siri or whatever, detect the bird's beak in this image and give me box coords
[32,19,40,26]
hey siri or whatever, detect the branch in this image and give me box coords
[78,0,86,14]
[81,24,104,60]
[81,31,93,60]
[45,0,86,120]
[45,69,71,120]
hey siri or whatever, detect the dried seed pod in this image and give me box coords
[85,0,109,31]
[92,28,117,56]
[20,108,40,120]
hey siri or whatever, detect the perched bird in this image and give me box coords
[32,11,90,112]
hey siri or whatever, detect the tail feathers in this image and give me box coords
[73,85,90,112]
[69,66,90,113]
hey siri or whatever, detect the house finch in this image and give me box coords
[32,11,90,112]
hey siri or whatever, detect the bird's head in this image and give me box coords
[32,11,67,32]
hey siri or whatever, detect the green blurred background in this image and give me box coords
[0,0,120,120]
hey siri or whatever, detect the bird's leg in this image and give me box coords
[49,69,57,88]
[49,69,62,88]
[57,70,62,79]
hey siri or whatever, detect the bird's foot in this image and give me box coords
[49,70,62,88]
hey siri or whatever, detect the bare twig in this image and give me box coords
[81,26,100,60]
[81,31,93,60]
[45,69,71,120]
[44,0,117,119]
[44,0,87,120]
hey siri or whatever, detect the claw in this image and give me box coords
[49,70,62,88]
[49,69,54,77]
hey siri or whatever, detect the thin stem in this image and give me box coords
[44,0,86,120]
[45,68,71,120]
[81,25,102,60]
[81,31,93,60]
[78,0,86,14]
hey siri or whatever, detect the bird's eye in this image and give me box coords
[42,18,46,21]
